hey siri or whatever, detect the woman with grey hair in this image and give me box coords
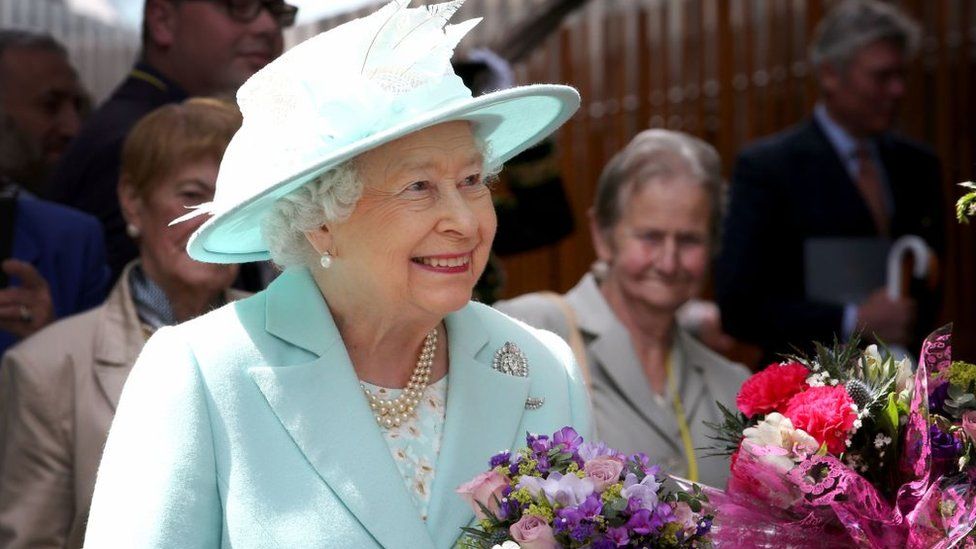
[496,129,749,488]
[83,2,591,547]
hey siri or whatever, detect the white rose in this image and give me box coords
[492,542,521,549]
[742,412,820,473]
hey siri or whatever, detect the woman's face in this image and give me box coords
[313,121,497,321]
[123,158,239,293]
[594,178,711,314]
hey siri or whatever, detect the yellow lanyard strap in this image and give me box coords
[666,354,699,482]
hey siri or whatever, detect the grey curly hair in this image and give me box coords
[261,135,498,268]
[809,0,920,71]
[261,161,363,268]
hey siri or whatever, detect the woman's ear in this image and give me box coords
[303,224,335,257]
[588,209,614,264]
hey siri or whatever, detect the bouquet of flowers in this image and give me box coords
[707,327,976,548]
[456,426,713,548]
[957,181,976,223]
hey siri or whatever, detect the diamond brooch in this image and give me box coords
[492,341,528,378]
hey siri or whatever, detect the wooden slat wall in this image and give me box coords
[312,0,976,357]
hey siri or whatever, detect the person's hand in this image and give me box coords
[0,259,55,339]
[856,288,916,345]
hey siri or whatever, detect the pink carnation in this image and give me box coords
[509,514,558,549]
[736,362,810,418]
[456,470,508,519]
[783,385,858,455]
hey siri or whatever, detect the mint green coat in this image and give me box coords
[84,268,592,548]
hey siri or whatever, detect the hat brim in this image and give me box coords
[186,84,580,264]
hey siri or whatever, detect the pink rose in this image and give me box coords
[509,514,558,549]
[963,411,976,444]
[456,470,508,519]
[583,455,624,492]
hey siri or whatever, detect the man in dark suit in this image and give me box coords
[45,0,295,282]
[717,0,943,361]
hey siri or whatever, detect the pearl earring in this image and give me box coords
[126,223,140,238]
[319,251,333,269]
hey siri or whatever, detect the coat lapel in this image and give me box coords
[566,276,681,452]
[247,268,434,548]
[426,305,530,548]
[92,263,147,411]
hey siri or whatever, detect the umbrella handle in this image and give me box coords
[886,235,930,300]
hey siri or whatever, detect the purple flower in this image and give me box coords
[578,494,603,520]
[626,497,644,515]
[570,522,595,542]
[516,475,545,499]
[626,508,654,535]
[590,536,617,549]
[578,441,619,461]
[930,424,963,460]
[553,426,583,453]
[651,501,676,526]
[930,382,950,414]
[489,451,512,468]
[696,516,713,536]
[606,526,630,546]
[541,472,595,507]
[527,433,551,455]
[553,506,583,534]
[627,452,661,477]
[620,472,660,510]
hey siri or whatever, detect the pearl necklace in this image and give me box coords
[361,329,437,429]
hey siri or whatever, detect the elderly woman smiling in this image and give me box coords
[497,129,750,489]
[83,2,590,548]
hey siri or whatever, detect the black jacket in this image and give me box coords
[716,118,944,361]
[44,63,187,282]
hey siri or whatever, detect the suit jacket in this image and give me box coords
[0,262,246,548]
[495,273,750,489]
[1,195,111,356]
[716,118,944,360]
[83,267,592,548]
[44,63,187,281]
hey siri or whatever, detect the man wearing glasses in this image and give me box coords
[44,0,296,285]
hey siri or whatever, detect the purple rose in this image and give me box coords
[509,515,558,549]
[553,426,583,453]
[583,456,625,492]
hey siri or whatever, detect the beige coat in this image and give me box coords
[0,262,246,548]
[495,273,750,489]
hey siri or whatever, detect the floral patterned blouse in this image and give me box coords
[361,376,448,522]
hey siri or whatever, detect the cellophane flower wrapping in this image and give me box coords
[456,426,714,548]
[705,326,976,548]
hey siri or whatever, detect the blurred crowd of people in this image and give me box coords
[0,0,946,546]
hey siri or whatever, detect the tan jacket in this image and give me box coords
[0,262,246,548]
[495,273,751,489]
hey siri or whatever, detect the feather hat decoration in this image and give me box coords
[180,0,580,264]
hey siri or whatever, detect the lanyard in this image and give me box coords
[130,68,168,92]
[666,353,699,482]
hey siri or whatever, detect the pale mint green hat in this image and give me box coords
[177,0,580,264]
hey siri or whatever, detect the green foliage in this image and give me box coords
[702,401,753,457]
[956,181,976,223]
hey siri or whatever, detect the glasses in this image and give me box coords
[189,0,299,28]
